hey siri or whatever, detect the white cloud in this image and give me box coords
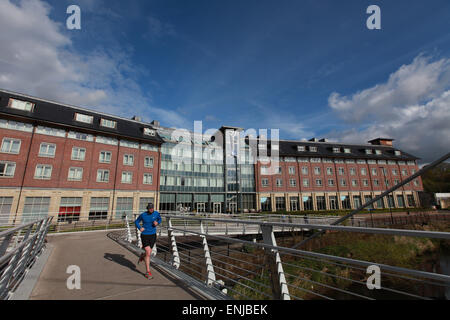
[327,55,450,163]
[0,0,189,129]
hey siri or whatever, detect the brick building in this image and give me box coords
[0,89,423,224]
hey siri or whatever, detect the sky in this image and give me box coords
[0,0,449,163]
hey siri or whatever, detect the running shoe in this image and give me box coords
[145,271,153,279]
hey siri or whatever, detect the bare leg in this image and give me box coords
[144,246,152,273]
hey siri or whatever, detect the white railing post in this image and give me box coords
[200,221,216,286]
[167,217,180,269]
[125,215,132,243]
[261,224,290,300]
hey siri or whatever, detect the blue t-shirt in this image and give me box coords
[134,211,162,235]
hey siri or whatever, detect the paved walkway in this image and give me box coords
[29,231,204,300]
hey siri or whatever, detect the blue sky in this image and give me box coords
[1,0,449,162]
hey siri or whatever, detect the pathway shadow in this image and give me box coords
[104,253,144,276]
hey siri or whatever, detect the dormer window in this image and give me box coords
[74,113,93,124]
[297,146,305,152]
[143,128,156,136]
[100,118,117,129]
[394,150,401,156]
[344,148,351,153]
[309,146,317,152]
[333,147,341,153]
[375,150,382,155]
[8,98,35,112]
[365,149,373,155]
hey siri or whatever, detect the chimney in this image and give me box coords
[319,138,329,142]
[151,120,160,127]
[131,115,141,122]
[368,138,394,146]
[309,138,318,142]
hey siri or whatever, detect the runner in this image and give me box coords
[134,203,162,279]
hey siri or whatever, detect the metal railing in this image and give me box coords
[108,212,450,300]
[0,217,52,300]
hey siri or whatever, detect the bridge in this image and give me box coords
[1,210,449,300]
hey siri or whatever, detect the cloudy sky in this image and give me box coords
[0,0,449,163]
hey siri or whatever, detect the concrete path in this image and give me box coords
[29,231,204,300]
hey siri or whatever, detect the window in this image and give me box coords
[0,120,33,133]
[373,179,379,186]
[100,118,117,129]
[290,197,300,211]
[36,126,65,137]
[350,168,356,175]
[352,179,358,187]
[139,197,155,212]
[289,179,297,187]
[276,179,283,187]
[8,98,34,112]
[326,167,333,175]
[361,168,367,175]
[344,148,351,153]
[276,166,282,174]
[39,143,56,157]
[310,157,321,163]
[120,140,139,149]
[329,196,338,210]
[297,146,305,152]
[121,172,133,184]
[261,166,269,175]
[338,168,345,175]
[365,149,373,155]
[22,197,50,223]
[407,161,415,166]
[357,159,366,164]
[99,151,112,163]
[116,197,133,219]
[314,167,321,175]
[144,157,154,168]
[395,150,401,156]
[333,147,341,153]
[375,150,382,155]
[407,195,416,207]
[364,195,374,209]
[261,197,272,212]
[68,131,94,141]
[123,154,134,166]
[275,197,286,211]
[96,136,118,145]
[353,196,362,208]
[397,195,405,207]
[68,167,83,181]
[0,197,13,223]
[367,160,376,164]
[288,166,296,175]
[402,169,408,176]
[58,197,82,222]
[262,178,269,187]
[363,179,369,187]
[394,179,400,185]
[143,173,153,185]
[387,195,395,208]
[302,167,308,175]
[303,196,313,210]
[316,179,323,186]
[341,196,351,209]
[323,158,333,163]
[309,146,317,152]
[317,196,326,210]
[34,165,52,179]
[1,138,21,154]
[71,147,86,161]
[74,113,93,124]
[97,169,110,182]
[89,197,109,220]
[143,128,156,136]
[328,179,335,186]
[303,179,309,187]
[385,179,390,187]
[0,162,16,178]
[414,179,419,187]
[371,168,377,176]
[340,179,347,186]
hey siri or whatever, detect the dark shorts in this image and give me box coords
[141,234,157,248]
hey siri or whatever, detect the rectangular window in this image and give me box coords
[99,151,112,163]
[317,196,326,210]
[373,179,379,186]
[58,197,82,222]
[289,179,297,187]
[352,180,358,187]
[326,167,333,175]
[0,120,33,133]
[116,197,133,219]
[303,178,309,187]
[288,166,295,175]
[338,168,345,175]
[275,197,286,211]
[290,197,299,211]
[375,149,382,155]
[144,156,154,168]
[297,146,305,152]
[303,196,313,210]
[1,138,21,154]
[100,118,117,129]
[0,162,16,178]
[301,167,308,175]
[309,146,317,152]
[39,143,56,157]
[96,136,118,146]
[74,113,93,124]
[143,173,153,185]
[340,179,347,186]
[397,195,405,208]
[139,197,155,212]
[353,196,362,208]
[35,126,65,137]
[361,168,367,176]
[71,147,86,161]
[8,98,35,112]
[0,197,13,224]
[89,197,109,220]
[407,195,416,207]
[123,154,134,166]
[122,171,133,184]
[314,167,321,175]
[316,179,323,186]
[22,197,50,223]
[97,169,110,182]
[34,165,52,179]
[329,196,338,210]
[333,147,341,153]
[365,149,373,155]
[371,168,377,176]
[344,148,351,153]
[68,131,94,141]
[341,196,351,209]
[143,128,156,136]
[276,178,283,187]
[364,195,374,209]
[350,168,356,176]
[363,179,369,187]
[68,167,83,181]
[328,179,335,186]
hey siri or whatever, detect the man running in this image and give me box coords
[134,203,162,279]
